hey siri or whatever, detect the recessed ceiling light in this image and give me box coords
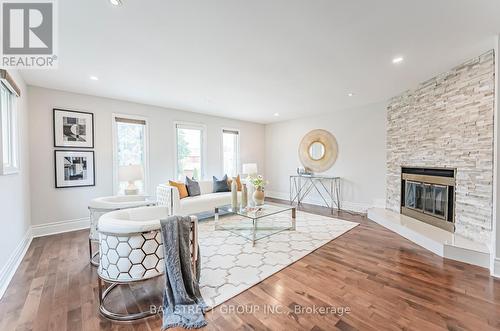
[347,93,354,97]
[89,75,99,81]
[392,56,404,64]
[109,0,122,6]
[274,113,280,117]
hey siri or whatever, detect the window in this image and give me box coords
[0,82,19,175]
[222,129,239,176]
[112,114,149,195]
[175,123,205,180]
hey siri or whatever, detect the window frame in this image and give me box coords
[174,121,207,180]
[0,81,20,175]
[221,127,240,177]
[111,113,150,195]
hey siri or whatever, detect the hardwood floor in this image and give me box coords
[1,199,500,331]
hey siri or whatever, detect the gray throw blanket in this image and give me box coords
[160,216,207,329]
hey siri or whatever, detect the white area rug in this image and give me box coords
[197,207,358,307]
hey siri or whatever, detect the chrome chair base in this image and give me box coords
[95,214,198,322]
[89,239,99,267]
[97,277,159,321]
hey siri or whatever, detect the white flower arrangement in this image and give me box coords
[249,175,268,190]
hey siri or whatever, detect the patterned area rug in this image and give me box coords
[197,207,359,307]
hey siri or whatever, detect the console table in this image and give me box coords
[289,175,341,214]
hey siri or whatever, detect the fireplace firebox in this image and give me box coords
[400,167,455,232]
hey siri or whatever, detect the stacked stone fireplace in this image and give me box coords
[386,50,495,243]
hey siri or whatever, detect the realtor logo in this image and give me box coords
[1,0,58,68]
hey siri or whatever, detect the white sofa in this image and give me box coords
[157,180,242,216]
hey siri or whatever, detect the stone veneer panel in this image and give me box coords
[386,50,495,243]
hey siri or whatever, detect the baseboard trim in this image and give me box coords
[342,201,370,214]
[0,227,33,299]
[31,217,90,238]
[0,217,91,300]
[266,190,371,213]
[372,198,386,209]
[492,258,500,278]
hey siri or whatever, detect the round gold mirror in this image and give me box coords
[308,142,325,161]
[298,129,338,173]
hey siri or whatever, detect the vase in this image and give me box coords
[231,180,238,209]
[241,184,248,208]
[253,187,265,206]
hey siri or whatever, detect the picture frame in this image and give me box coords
[53,108,94,148]
[54,150,95,188]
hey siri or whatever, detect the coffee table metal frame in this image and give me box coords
[214,205,296,246]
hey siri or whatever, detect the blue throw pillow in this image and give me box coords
[185,177,201,196]
[213,175,230,193]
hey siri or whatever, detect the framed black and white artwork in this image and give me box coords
[53,108,94,148]
[54,150,95,188]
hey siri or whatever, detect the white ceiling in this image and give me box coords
[21,0,500,124]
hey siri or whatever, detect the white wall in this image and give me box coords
[264,102,387,212]
[28,86,265,226]
[492,34,500,277]
[0,71,31,296]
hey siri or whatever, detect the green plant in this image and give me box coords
[249,175,266,190]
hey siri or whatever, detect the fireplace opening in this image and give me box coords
[400,167,455,232]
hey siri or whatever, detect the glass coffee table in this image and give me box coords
[214,204,296,246]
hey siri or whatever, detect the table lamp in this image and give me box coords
[119,164,143,195]
[242,163,258,178]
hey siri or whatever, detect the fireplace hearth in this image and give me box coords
[400,167,455,232]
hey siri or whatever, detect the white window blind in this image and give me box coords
[0,82,19,175]
[113,115,149,194]
[222,129,240,177]
[176,123,205,180]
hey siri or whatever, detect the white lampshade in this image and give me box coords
[119,164,143,182]
[242,163,258,176]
